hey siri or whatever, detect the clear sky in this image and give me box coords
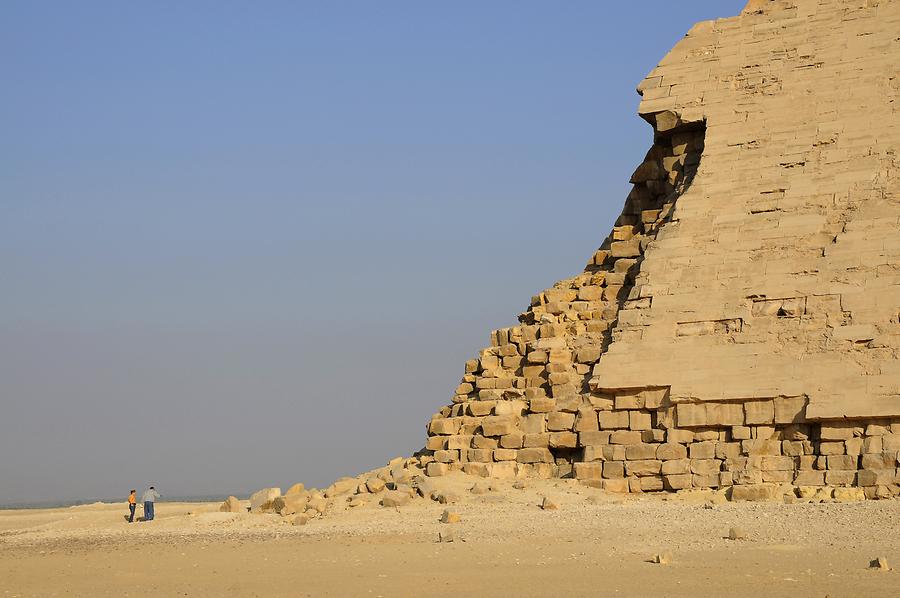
[0,1,746,505]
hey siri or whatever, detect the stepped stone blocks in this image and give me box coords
[421,0,900,498]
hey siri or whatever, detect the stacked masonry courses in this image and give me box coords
[421,0,900,499]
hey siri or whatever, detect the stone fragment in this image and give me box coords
[653,552,672,565]
[440,509,461,523]
[730,484,779,502]
[438,528,456,543]
[728,527,746,540]
[219,496,244,513]
[285,483,306,496]
[381,491,411,508]
[249,487,281,512]
[540,496,559,510]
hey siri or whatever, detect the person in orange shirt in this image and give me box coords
[127,489,137,523]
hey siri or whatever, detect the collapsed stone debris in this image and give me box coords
[418,0,900,499]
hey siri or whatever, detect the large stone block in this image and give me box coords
[743,401,774,425]
[858,469,897,486]
[656,443,687,461]
[689,441,716,459]
[574,408,600,432]
[690,459,721,475]
[250,488,281,513]
[549,431,578,448]
[774,396,807,424]
[610,430,643,445]
[625,460,662,476]
[707,402,744,426]
[820,423,860,441]
[481,416,518,437]
[574,462,603,481]
[793,470,825,486]
[629,411,652,431]
[661,459,691,475]
[730,484,780,502]
[828,455,859,470]
[429,417,461,436]
[625,443,658,460]
[516,448,554,464]
[579,431,611,445]
[599,410,630,430]
[676,403,706,427]
[547,412,576,431]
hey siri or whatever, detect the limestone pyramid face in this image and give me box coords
[422,0,900,497]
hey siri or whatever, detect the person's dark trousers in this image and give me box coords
[128,503,136,523]
[144,501,154,521]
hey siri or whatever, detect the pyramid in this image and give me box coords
[421,0,900,498]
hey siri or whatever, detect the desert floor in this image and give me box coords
[2,475,899,597]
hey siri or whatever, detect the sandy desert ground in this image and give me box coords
[2,474,900,597]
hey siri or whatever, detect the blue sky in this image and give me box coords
[0,1,746,504]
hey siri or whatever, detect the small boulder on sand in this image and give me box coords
[540,497,558,511]
[728,527,747,540]
[219,496,244,513]
[434,491,459,504]
[470,482,492,495]
[870,557,891,571]
[440,509,461,524]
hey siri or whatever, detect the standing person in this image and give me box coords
[127,489,137,523]
[141,486,160,521]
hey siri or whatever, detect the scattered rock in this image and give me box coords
[434,491,459,504]
[285,483,305,496]
[470,482,491,495]
[834,487,865,502]
[249,487,281,512]
[440,510,461,524]
[413,476,435,499]
[273,493,309,516]
[540,497,558,511]
[512,481,527,490]
[438,528,456,543]
[219,496,244,513]
[728,527,747,541]
[796,486,818,499]
[325,477,358,498]
[366,478,386,493]
[290,513,309,526]
[381,490,411,508]
[653,553,672,565]
[306,496,329,514]
[348,495,368,508]
[870,557,891,571]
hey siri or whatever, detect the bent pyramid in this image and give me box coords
[421,0,900,498]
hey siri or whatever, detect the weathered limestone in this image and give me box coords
[219,496,244,513]
[249,488,281,512]
[419,0,900,498]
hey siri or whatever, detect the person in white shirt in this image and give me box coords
[141,486,160,521]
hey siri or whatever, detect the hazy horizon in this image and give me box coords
[0,1,746,505]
